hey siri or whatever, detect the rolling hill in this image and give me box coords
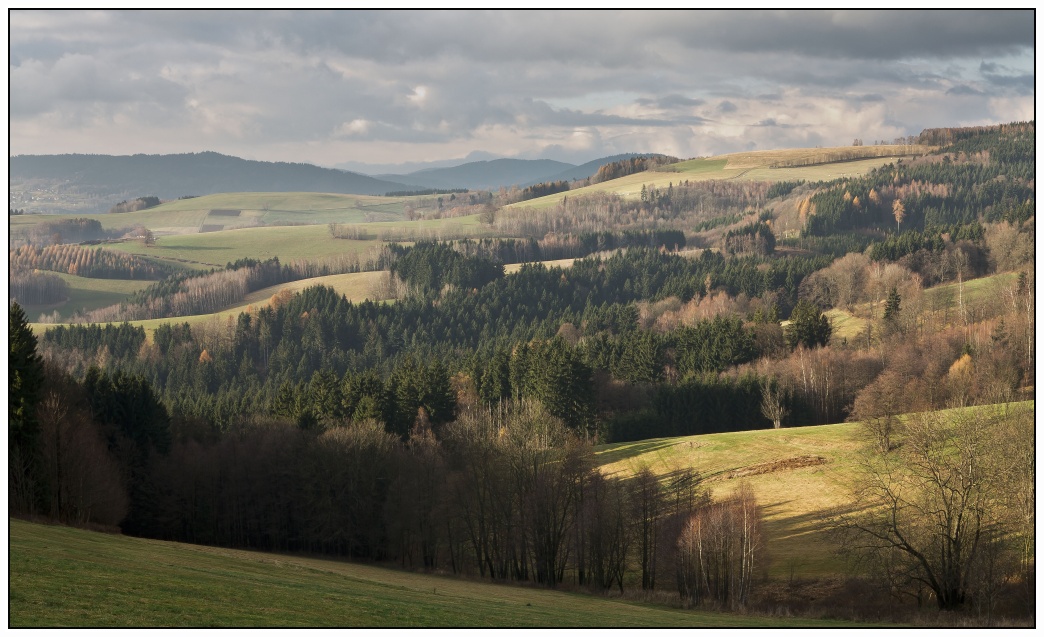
[508,144,933,210]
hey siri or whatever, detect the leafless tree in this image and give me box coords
[677,483,762,609]
[760,378,789,429]
[832,405,1032,611]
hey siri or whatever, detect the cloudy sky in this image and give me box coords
[9,9,1036,171]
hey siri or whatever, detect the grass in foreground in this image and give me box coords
[9,519,860,628]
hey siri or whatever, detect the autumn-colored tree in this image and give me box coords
[892,199,906,233]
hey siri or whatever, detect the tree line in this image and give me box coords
[9,243,172,280]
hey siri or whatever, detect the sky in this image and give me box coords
[8,9,1037,172]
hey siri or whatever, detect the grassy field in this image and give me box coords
[596,422,866,579]
[92,214,492,269]
[8,192,418,235]
[824,308,868,344]
[19,273,152,322]
[596,401,1034,580]
[509,145,929,210]
[29,270,391,340]
[504,258,578,274]
[9,519,859,628]
[923,270,1018,308]
[104,225,382,268]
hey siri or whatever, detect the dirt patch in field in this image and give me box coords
[209,209,242,216]
[723,455,828,480]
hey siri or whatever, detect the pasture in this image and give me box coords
[102,225,382,268]
[9,519,858,627]
[596,422,865,579]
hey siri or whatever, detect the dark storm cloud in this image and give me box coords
[978,61,1035,92]
[9,10,1035,165]
[670,10,1033,61]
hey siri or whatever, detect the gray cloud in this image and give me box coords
[947,84,986,96]
[9,10,1035,165]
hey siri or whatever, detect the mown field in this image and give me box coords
[509,145,930,210]
[9,519,860,628]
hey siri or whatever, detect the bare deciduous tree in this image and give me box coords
[677,483,762,609]
[833,405,1033,610]
[760,378,789,429]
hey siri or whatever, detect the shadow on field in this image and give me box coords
[596,439,679,466]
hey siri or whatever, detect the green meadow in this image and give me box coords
[9,519,860,628]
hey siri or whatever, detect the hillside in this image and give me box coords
[508,145,932,210]
[9,152,422,214]
[9,519,857,627]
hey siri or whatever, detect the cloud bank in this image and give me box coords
[9,10,1035,167]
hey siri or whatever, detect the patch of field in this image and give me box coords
[9,208,213,235]
[595,400,1032,580]
[509,146,929,211]
[715,145,931,170]
[824,308,868,344]
[9,519,859,627]
[923,271,1018,308]
[154,191,405,214]
[103,225,382,268]
[29,271,391,341]
[736,157,913,183]
[504,258,578,274]
[8,192,435,238]
[596,422,868,579]
[18,273,151,322]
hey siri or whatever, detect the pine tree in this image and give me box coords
[883,287,901,323]
[785,300,832,350]
[9,302,46,513]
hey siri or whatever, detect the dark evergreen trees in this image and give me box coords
[785,300,832,350]
[9,302,46,513]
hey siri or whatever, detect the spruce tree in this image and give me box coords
[9,302,46,512]
[883,286,901,323]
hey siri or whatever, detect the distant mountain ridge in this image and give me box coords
[532,153,668,186]
[378,153,669,191]
[9,151,677,215]
[10,152,420,214]
[377,158,575,191]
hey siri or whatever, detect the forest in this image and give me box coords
[10,122,1035,620]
